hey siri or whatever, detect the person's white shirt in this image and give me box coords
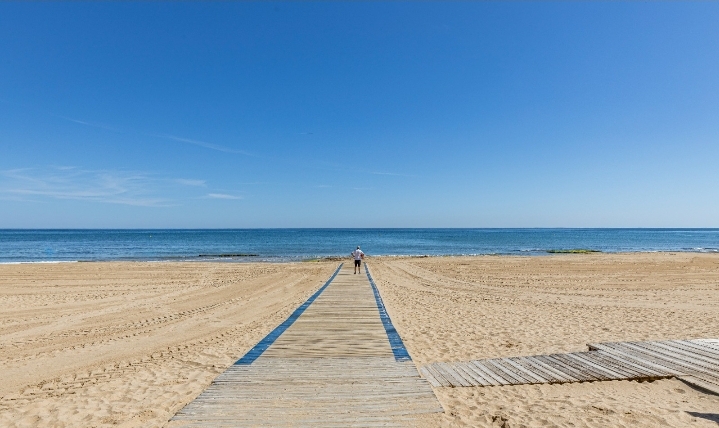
[352,249,364,260]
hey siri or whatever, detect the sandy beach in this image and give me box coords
[1,253,718,427]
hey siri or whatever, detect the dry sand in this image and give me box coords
[371,253,719,427]
[0,253,718,427]
[0,261,338,427]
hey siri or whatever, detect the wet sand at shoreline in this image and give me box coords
[1,253,718,427]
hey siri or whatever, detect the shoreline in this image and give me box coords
[3,248,719,265]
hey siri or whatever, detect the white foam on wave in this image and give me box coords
[0,260,79,265]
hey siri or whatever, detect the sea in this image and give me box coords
[0,229,717,264]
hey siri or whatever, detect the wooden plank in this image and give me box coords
[620,342,718,376]
[554,354,608,381]
[418,366,443,388]
[482,359,523,384]
[567,353,630,379]
[444,363,478,386]
[420,365,452,387]
[414,338,718,391]
[171,266,443,426]
[502,358,548,383]
[663,341,719,363]
[692,339,719,351]
[590,343,684,376]
[509,357,560,383]
[469,361,508,385]
[524,356,578,382]
[578,351,644,378]
[653,341,719,367]
[539,354,596,381]
[434,362,470,387]
[592,351,666,378]
[647,341,719,367]
[459,361,496,386]
[494,358,538,384]
[452,362,490,386]
[677,340,719,359]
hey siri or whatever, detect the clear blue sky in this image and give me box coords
[1,2,718,228]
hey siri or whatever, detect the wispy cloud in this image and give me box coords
[370,171,415,177]
[55,110,254,157]
[57,115,119,132]
[154,134,254,156]
[174,178,206,187]
[0,167,181,207]
[207,193,243,200]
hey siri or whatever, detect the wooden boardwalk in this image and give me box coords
[170,264,442,427]
[420,339,719,395]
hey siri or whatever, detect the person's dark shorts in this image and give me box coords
[354,259,361,267]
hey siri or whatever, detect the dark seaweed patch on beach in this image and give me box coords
[198,254,259,257]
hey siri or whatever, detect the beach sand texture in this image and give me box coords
[0,253,718,427]
[371,253,719,427]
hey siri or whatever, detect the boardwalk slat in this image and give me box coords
[469,361,507,385]
[450,362,485,386]
[509,357,560,383]
[692,339,719,351]
[555,354,608,380]
[677,340,719,360]
[484,359,526,384]
[654,340,719,365]
[502,358,547,383]
[419,366,444,388]
[591,351,665,378]
[459,361,496,386]
[483,359,522,384]
[435,362,471,387]
[627,342,709,368]
[539,355,595,381]
[170,264,442,426]
[620,342,717,376]
[419,338,718,392]
[525,356,579,383]
[495,358,536,384]
[590,343,684,376]
[453,362,490,386]
[576,351,642,378]
[567,353,629,379]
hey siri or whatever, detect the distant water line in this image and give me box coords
[0,229,717,263]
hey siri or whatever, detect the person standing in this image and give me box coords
[351,246,365,274]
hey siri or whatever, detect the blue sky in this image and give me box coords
[1,2,718,228]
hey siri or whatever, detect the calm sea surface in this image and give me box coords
[0,229,717,263]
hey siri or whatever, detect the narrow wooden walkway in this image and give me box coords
[170,264,442,427]
[420,339,719,395]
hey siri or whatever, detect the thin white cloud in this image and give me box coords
[56,110,254,157]
[57,115,119,132]
[0,167,176,207]
[370,171,415,177]
[155,134,254,156]
[207,193,243,200]
[174,178,206,187]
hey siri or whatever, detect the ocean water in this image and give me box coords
[0,229,717,263]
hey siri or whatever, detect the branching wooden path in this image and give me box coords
[170,264,442,427]
[420,339,719,395]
